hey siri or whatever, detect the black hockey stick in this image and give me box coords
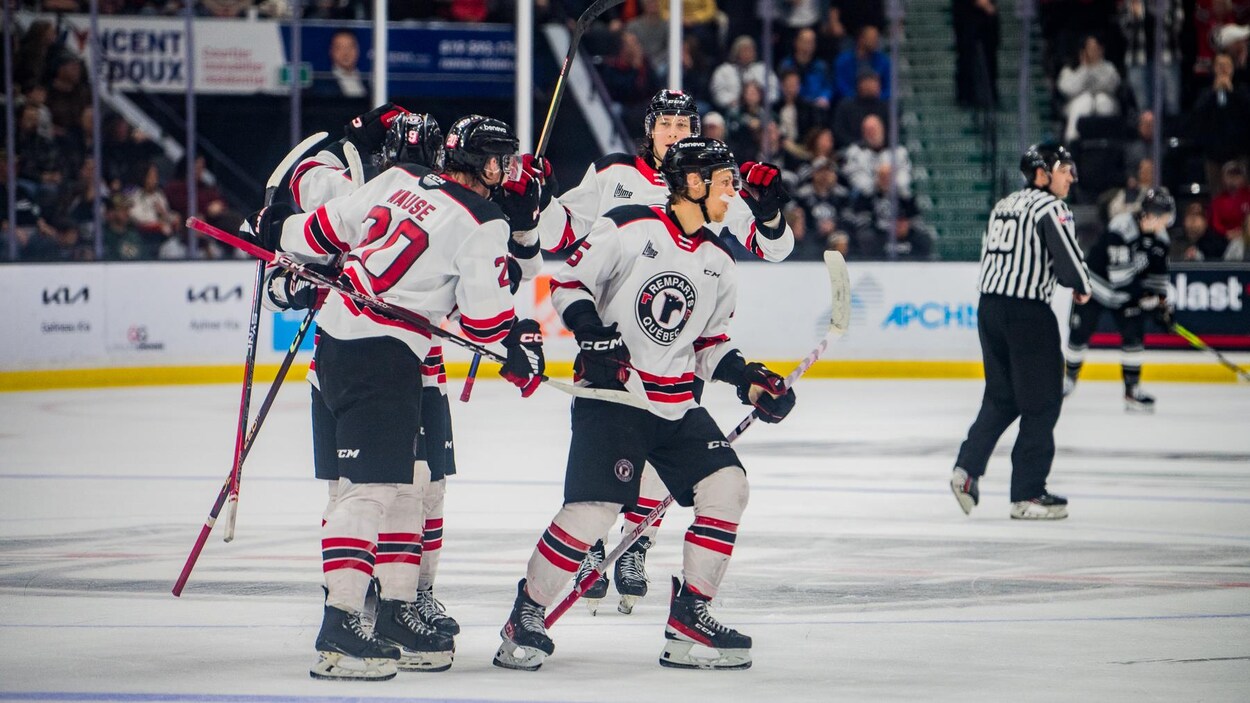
[1170,322,1250,382]
[545,252,852,627]
[187,216,649,410]
[460,0,626,402]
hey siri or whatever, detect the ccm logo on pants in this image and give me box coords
[337,449,361,459]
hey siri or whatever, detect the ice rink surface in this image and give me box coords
[1,376,1248,702]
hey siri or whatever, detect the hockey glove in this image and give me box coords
[573,321,632,389]
[735,361,796,423]
[739,161,790,234]
[1140,295,1175,329]
[242,203,295,251]
[265,263,338,311]
[500,318,545,398]
[343,102,408,154]
[521,154,557,211]
[497,167,543,233]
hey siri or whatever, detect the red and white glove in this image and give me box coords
[520,153,557,210]
[739,161,790,224]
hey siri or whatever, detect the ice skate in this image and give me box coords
[1062,373,1077,398]
[615,537,652,614]
[1124,384,1155,413]
[659,577,752,670]
[309,604,400,681]
[573,540,609,615]
[493,579,555,671]
[949,467,979,515]
[373,598,455,672]
[413,587,460,635]
[1010,492,1069,520]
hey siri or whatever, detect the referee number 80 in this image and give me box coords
[986,217,1018,252]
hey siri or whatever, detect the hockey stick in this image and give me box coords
[1170,322,1250,382]
[343,141,365,189]
[544,252,851,627]
[460,0,626,402]
[187,216,650,410]
[173,132,328,595]
[223,130,330,543]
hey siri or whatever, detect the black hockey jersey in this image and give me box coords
[1085,212,1170,308]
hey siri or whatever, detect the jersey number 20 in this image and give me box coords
[358,205,429,293]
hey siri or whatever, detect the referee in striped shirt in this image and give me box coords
[949,143,1092,520]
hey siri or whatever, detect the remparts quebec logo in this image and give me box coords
[636,272,697,346]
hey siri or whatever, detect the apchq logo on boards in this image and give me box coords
[186,284,245,303]
[42,286,90,305]
[881,302,978,330]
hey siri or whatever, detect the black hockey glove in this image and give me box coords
[500,318,545,398]
[715,352,796,423]
[574,321,632,389]
[521,153,557,211]
[739,161,790,237]
[343,102,408,154]
[496,166,543,233]
[1140,295,1175,329]
[265,263,339,311]
[242,203,296,251]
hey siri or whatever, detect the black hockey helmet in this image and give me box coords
[660,137,739,200]
[1020,142,1078,182]
[379,112,443,171]
[645,89,701,138]
[443,115,518,180]
[1138,187,1176,227]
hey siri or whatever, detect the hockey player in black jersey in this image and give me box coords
[1064,188,1175,412]
[493,138,795,672]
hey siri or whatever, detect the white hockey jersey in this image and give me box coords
[550,204,740,421]
[280,163,516,362]
[536,152,795,262]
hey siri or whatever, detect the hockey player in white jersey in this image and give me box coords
[493,138,796,672]
[537,89,796,615]
[251,114,546,680]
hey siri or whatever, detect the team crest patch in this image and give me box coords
[635,272,697,346]
[614,459,635,482]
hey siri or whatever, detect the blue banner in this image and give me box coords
[272,311,317,353]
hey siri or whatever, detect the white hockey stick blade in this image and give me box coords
[268,131,329,191]
[544,379,650,411]
[823,250,851,336]
[343,142,365,189]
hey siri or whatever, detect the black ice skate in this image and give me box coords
[1124,384,1155,413]
[310,604,401,681]
[1010,492,1069,520]
[615,537,652,614]
[493,579,555,671]
[413,587,460,635]
[373,598,455,672]
[659,577,752,670]
[573,540,609,615]
[950,467,979,515]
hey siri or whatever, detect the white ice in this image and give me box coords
[1,377,1248,702]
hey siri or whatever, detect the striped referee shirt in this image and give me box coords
[977,186,1091,303]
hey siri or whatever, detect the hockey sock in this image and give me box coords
[1064,344,1086,379]
[525,501,621,606]
[322,479,340,527]
[417,478,446,592]
[683,467,749,599]
[622,464,667,540]
[1121,347,1143,389]
[323,478,399,613]
[376,462,430,602]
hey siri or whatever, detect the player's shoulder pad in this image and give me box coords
[594,152,637,173]
[604,203,662,228]
[700,229,737,262]
[402,168,506,225]
[1107,212,1139,242]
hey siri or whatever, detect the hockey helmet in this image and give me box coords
[1020,142,1078,182]
[645,89,701,138]
[1137,187,1176,228]
[660,137,738,199]
[379,112,444,171]
[443,115,519,180]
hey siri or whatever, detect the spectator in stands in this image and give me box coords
[1120,0,1182,115]
[1057,35,1122,142]
[659,0,721,58]
[127,161,180,255]
[679,35,714,109]
[311,29,368,98]
[1225,212,1250,261]
[725,81,767,164]
[1192,53,1250,191]
[102,194,148,261]
[201,0,251,18]
[1169,200,1228,261]
[779,27,834,108]
[19,215,74,262]
[710,36,779,111]
[166,154,241,257]
[794,156,852,259]
[627,0,668,71]
[834,25,892,103]
[0,150,42,258]
[102,115,164,190]
[780,0,824,54]
[45,56,91,137]
[1104,158,1154,221]
[56,156,107,229]
[1216,23,1250,90]
[953,0,1001,108]
[1123,110,1155,174]
[816,4,849,60]
[832,67,887,151]
[701,111,727,143]
[847,162,934,260]
[844,114,911,197]
[775,69,826,157]
[19,85,54,141]
[598,30,662,138]
[15,103,63,209]
[15,20,58,91]
[1211,161,1250,237]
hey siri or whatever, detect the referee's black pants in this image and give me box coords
[956,294,1064,502]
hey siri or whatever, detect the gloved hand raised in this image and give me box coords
[343,102,408,154]
[520,154,557,210]
[739,161,790,226]
[496,164,543,233]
